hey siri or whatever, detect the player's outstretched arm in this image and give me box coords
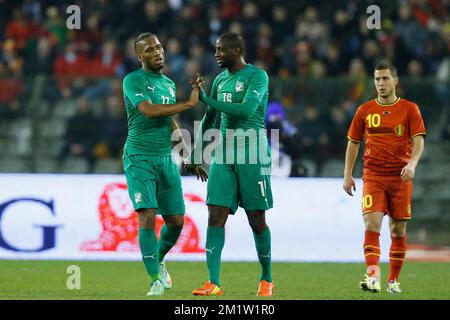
[195,71,266,120]
[137,87,199,118]
[400,135,425,181]
[343,140,360,196]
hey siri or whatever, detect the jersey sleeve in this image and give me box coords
[123,74,151,108]
[242,69,269,106]
[347,106,365,142]
[199,70,267,119]
[409,104,427,138]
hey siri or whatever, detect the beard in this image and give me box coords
[378,88,393,98]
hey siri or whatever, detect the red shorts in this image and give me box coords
[362,175,413,220]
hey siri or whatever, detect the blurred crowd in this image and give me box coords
[0,0,449,175]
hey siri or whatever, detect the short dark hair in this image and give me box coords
[374,61,398,77]
[134,32,156,53]
[218,32,246,55]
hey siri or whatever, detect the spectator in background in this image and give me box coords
[239,2,262,60]
[5,8,35,51]
[53,42,90,98]
[82,39,122,100]
[407,59,424,78]
[323,41,346,76]
[310,60,327,78]
[394,2,427,57]
[327,106,350,157]
[266,101,304,176]
[58,96,100,171]
[0,65,23,122]
[121,37,140,75]
[219,0,241,21]
[207,6,223,46]
[189,43,218,76]
[73,13,104,56]
[165,38,187,78]
[94,95,127,159]
[44,6,67,46]
[348,58,368,102]
[1,39,23,74]
[294,41,312,76]
[254,23,276,73]
[362,39,381,72]
[90,40,122,77]
[24,36,60,116]
[24,36,54,74]
[298,105,330,174]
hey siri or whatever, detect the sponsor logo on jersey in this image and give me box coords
[147,85,155,93]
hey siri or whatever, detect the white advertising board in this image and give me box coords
[0,174,391,262]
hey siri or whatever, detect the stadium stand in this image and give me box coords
[0,0,449,225]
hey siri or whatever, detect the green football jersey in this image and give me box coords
[122,68,176,156]
[210,64,269,161]
[191,64,271,165]
[213,64,268,134]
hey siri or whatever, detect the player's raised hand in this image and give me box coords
[189,73,205,89]
[184,163,208,182]
[343,175,356,196]
[187,86,200,107]
[400,162,416,181]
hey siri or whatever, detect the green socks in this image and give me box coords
[253,228,272,282]
[138,228,160,282]
[206,226,225,287]
[158,225,182,262]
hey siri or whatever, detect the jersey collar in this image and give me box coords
[375,97,400,106]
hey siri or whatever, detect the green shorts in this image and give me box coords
[206,159,273,214]
[123,152,185,215]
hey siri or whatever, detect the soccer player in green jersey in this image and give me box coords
[189,33,274,296]
[122,32,207,296]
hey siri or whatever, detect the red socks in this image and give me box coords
[364,231,380,277]
[388,236,407,282]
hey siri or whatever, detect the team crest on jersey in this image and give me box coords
[134,193,142,204]
[168,86,175,97]
[394,124,405,137]
[235,81,244,92]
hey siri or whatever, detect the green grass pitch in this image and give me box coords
[0,260,449,300]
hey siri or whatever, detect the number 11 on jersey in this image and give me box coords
[258,180,267,197]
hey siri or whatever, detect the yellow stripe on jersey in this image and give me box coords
[375,97,400,106]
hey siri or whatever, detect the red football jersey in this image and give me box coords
[347,98,426,176]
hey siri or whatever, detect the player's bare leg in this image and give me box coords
[158,215,184,289]
[246,210,274,296]
[360,211,384,292]
[137,208,164,295]
[192,205,229,296]
[387,218,407,293]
